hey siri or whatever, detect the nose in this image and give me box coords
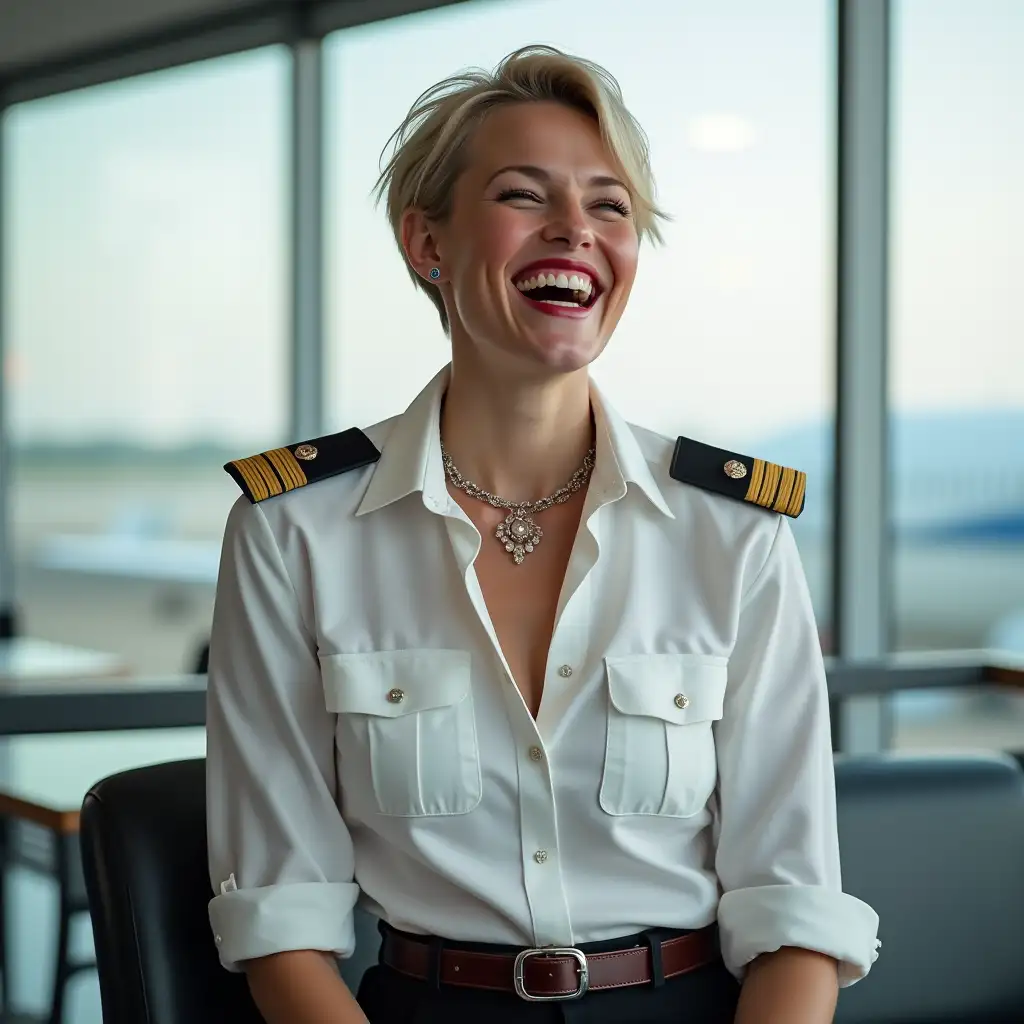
[541,197,594,249]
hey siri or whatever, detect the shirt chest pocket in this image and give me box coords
[600,654,728,819]
[320,649,482,817]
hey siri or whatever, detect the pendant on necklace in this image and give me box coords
[495,509,542,565]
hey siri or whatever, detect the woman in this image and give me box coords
[206,45,880,1024]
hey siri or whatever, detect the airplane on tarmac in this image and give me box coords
[766,409,1024,651]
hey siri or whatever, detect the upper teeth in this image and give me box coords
[515,271,594,295]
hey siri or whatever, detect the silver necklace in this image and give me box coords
[440,443,596,565]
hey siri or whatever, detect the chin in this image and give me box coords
[518,332,607,376]
[453,311,611,378]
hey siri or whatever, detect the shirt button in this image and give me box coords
[529,746,543,762]
[533,850,549,864]
[215,935,222,944]
[387,688,405,704]
[558,664,573,678]
[674,693,690,709]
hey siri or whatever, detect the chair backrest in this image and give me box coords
[82,753,1024,1024]
[834,753,1024,1024]
[80,758,380,1024]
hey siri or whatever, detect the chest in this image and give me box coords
[453,489,587,718]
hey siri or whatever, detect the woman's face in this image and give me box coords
[408,100,640,377]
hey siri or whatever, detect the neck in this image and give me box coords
[440,361,594,504]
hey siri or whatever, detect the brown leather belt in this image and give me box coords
[380,923,720,1001]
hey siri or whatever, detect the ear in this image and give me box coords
[401,208,445,282]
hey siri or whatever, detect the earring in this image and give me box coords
[429,267,441,280]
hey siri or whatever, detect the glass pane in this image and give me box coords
[890,0,1024,652]
[2,48,289,674]
[890,0,1024,749]
[325,0,834,634]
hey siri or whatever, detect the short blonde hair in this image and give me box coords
[374,45,668,333]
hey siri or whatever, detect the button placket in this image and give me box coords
[538,592,591,736]
[515,723,572,944]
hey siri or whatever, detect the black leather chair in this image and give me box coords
[79,759,379,1024]
[81,754,1024,1024]
[834,752,1024,1023]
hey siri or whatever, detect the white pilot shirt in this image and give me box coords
[206,365,880,986]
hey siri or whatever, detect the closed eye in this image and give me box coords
[596,198,632,217]
[496,188,542,203]
[496,188,631,218]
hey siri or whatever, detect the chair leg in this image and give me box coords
[47,835,77,1024]
[47,895,71,1024]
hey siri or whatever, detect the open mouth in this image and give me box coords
[512,268,602,311]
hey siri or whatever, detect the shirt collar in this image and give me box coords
[356,364,674,520]
[356,364,451,517]
[588,381,675,519]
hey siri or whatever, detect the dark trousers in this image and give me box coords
[356,925,741,1024]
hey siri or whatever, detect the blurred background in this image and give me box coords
[0,0,1021,1020]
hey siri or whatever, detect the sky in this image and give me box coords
[1,0,1021,453]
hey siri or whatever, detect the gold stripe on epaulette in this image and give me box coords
[745,459,765,504]
[252,454,284,498]
[760,461,783,508]
[773,466,797,514]
[231,457,268,501]
[753,462,770,506]
[745,459,789,511]
[264,447,307,492]
[785,471,807,517]
[241,456,272,498]
[237,455,280,500]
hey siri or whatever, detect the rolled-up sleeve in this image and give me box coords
[713,516,880,987]
[206,497,360,972]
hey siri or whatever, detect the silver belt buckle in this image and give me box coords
[513,946,589,1001]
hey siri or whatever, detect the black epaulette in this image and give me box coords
[669,436,806,518]
[224,428,381,504]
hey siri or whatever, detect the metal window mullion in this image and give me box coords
[0,103,13,634]
[0,103,13,792]
[289,37,325,442]
[832,0,893,753]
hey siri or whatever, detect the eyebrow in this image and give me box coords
[485,164,629,192]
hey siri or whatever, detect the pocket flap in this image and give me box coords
[605,654,728,724]
[320,649,471,717]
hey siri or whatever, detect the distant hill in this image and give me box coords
[11,442,247,469]
[10,410,1024,540]
[758,409,1024,536]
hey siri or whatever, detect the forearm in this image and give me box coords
[733,947,839,1024]
[245,950,368,1024]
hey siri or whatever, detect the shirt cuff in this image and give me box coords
[208,881,362,972]
[717,884,880,987]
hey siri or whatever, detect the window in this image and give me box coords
[325,0,835,631]
[889,0,1024,750]
[2,47,289,673]
[890,0,1024,653]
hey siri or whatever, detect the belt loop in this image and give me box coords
[641,929,667,989]
[427,935,445,990]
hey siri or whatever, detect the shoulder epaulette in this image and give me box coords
[669,436,806,518]
[224,428,381,504]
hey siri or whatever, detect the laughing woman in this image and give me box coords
[205,45,880,1024]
